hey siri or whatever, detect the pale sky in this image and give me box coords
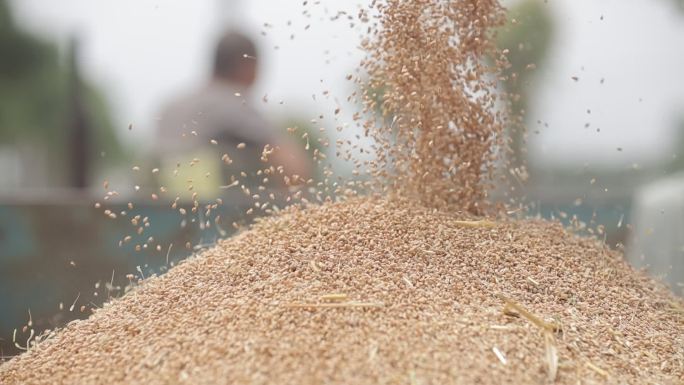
[529,0,684,168]
[8,0,684,169]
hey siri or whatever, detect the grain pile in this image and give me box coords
[2,0,684,384]
[1,197,682,384]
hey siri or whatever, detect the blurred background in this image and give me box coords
[1,0,683,356]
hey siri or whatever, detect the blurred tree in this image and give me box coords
[666,118,684,173]
[675,0,684,12]
[0,0,123,188]
[497,0,554,172]
[662,0,684,173]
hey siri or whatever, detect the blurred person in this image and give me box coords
[156,30,311,199]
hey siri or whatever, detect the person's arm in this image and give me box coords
[270,139,313,183]
[223,104,312,183]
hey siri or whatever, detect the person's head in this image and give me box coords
[213,30,258,87]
